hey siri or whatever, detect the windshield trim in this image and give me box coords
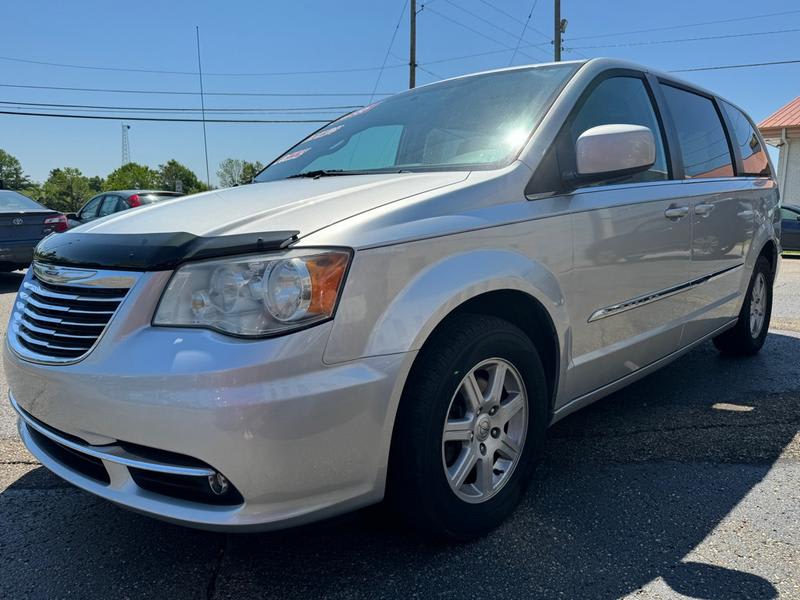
[254,62,583,182]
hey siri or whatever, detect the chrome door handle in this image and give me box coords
[664,206,689,220]
[694,203,715,217]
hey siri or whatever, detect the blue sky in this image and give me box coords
[1,0,798,185]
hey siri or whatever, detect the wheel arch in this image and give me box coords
[426,289,562,411]
[758,238,778,274]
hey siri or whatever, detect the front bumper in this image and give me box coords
[5,311,413,531]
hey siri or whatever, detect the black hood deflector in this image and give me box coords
[34,230,300,271]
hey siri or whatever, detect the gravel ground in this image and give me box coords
[1,259,799,600]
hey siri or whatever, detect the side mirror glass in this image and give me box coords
[575,124,656,181]
[66,213,79,220]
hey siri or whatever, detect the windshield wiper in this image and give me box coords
[285,169,349,179]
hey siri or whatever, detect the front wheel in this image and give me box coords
[387,314,548,540]
[713,255,773,356]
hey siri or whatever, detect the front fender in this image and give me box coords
[323,247,570,365]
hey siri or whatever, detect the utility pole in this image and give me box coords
[196,26,211,189]
[409,0,416,89]
[121,123,131,165]
[554,0,561,61]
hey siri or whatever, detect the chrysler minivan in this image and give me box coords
[5,59,780,539]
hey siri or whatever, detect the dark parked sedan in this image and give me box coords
[781,204,800,252]
[0,190,67,271]
[67,190,183,228]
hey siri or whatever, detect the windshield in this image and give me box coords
[0,190,46,211]
[256,63,579,182]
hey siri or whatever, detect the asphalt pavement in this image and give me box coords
[1,260,799,600]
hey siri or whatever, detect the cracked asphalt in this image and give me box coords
[1,260,799,600]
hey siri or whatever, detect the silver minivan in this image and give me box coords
[5,59,780,539]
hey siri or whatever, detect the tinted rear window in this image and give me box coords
[661,85,734,179]
[721,101,771,177]
[0,190,46,211]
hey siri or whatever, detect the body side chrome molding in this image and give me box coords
[10,393,215,477]
[588,263,744,323]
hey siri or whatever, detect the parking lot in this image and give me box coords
[0,260,797,599]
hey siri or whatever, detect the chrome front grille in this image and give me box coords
[10,262,140,363]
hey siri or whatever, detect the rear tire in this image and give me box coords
[387,314,548,540]
[713,255,773,356]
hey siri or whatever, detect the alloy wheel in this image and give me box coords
[441,358,528,503]
[750,272,767,338]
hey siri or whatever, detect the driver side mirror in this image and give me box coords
[66,213,79,220]
[574,124,656,182]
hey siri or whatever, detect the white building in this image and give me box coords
[759,97,800,204]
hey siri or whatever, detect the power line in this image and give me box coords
[0,110,332,123]
[474,0,552,43]
[371,0,409,102]
[0,100,360,112]
[570,27,800,50]
[474,0,586,58]
[510,1,540,65]
[566,8,800,41]
[424,47,519,65]
[442,0,548,58]
[0,104,348,116]
[0,54,407,77]
[669,58,800,73]
[196,26,211,188]
[0,83,394,97]
[425,6,541,63]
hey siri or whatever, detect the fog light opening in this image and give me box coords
[208,472,230,496]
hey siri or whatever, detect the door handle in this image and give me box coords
[664,206,689,220]
[694,203,715,217]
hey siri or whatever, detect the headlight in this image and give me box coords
[153,249,350,337]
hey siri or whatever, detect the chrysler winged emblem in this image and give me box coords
[32,262,97,284]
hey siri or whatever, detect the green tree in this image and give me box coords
[105,162,159,191]
[0,149,32,190]
[157,159,209,195]
[40,168,92,213]
[217,158,264,188]
[87,175,105,194]
[241,160,264,184]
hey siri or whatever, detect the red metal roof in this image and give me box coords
[759,96,800,130]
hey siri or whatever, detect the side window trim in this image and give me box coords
[714,96,743,176]
[655,77,738,179]
[645,73,683,180]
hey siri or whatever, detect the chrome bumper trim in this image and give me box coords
[10,393,215,477]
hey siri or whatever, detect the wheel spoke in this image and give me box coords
[461,373,483,413]
[497,434,520,461]
[449,446,477,489]
[443,417,474,442]
[485,362,507,405]
[496,392,524,425]
[475,456,494,493]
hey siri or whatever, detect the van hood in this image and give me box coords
[75,172,469,238]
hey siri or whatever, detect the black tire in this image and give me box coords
[387,313,548,540]
[713,255,773,356]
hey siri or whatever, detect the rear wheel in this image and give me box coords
[713,255,773,356]
[387,314,548,540]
